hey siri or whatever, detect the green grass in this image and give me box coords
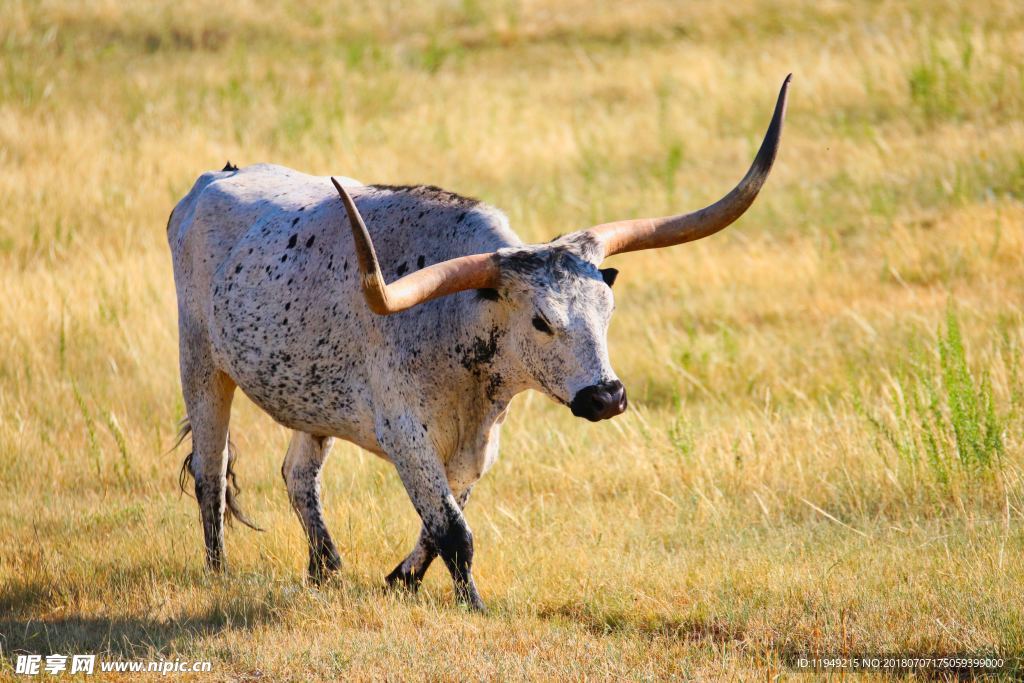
[861,307,1009,492]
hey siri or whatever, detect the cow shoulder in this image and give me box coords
[358,184,520,275]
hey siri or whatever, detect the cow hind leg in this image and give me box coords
[178,369,237,571]
[282,431,342,583]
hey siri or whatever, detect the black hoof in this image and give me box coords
[205,552,226,574]
[455,586,486,612]
[385,563,423,592]
[307,549,342,585]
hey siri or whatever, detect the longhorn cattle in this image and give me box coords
[168,77,790,610]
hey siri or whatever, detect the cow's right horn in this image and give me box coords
[332,178,502,315]
[584,75,791,258]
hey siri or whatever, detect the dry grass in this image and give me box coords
[2,0,1024,679]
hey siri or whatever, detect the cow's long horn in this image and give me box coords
[331,178,501,315]
[586,75,791,257]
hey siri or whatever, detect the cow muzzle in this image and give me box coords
[570,380,627,422]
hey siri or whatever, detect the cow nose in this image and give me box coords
[570,380,628,422]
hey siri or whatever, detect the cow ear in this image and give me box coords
[600,268,619,287]
[477,288,501,301]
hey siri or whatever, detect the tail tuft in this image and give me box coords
[225,438,264,531]
[175,418,194,496]
[173,416,263,531]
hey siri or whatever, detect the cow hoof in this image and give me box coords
[307,569,340,586]
[458,595,487,613]
[307,551,342,585]
[385,565,422,593]
[205,557,227,574]
[455,585,486,612]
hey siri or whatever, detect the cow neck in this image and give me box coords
[444,292,525,414]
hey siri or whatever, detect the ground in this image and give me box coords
[1,0,1023,680]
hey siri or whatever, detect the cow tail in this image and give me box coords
[174,418,194,497]
[224,437,263,531]
[173,416,263,532]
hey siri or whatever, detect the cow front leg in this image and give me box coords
[282,431,341,584]
[381,419,484,611]
[386,488,473,592]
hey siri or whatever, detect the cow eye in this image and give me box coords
[532,315,553,335]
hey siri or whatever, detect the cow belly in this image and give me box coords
[209,281,379,451]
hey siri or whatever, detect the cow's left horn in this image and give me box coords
[331,178,502,315]
[585,75,791,258]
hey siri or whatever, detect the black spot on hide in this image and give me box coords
[477,288,500,301]
[486,374,503,401]
[461,327,500,371]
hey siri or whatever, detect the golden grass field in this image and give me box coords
[2,0,1024,679]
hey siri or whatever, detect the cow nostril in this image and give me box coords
[570,382,627,421]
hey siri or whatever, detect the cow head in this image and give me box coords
[331,76,790,422]
[490,233,625,421]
